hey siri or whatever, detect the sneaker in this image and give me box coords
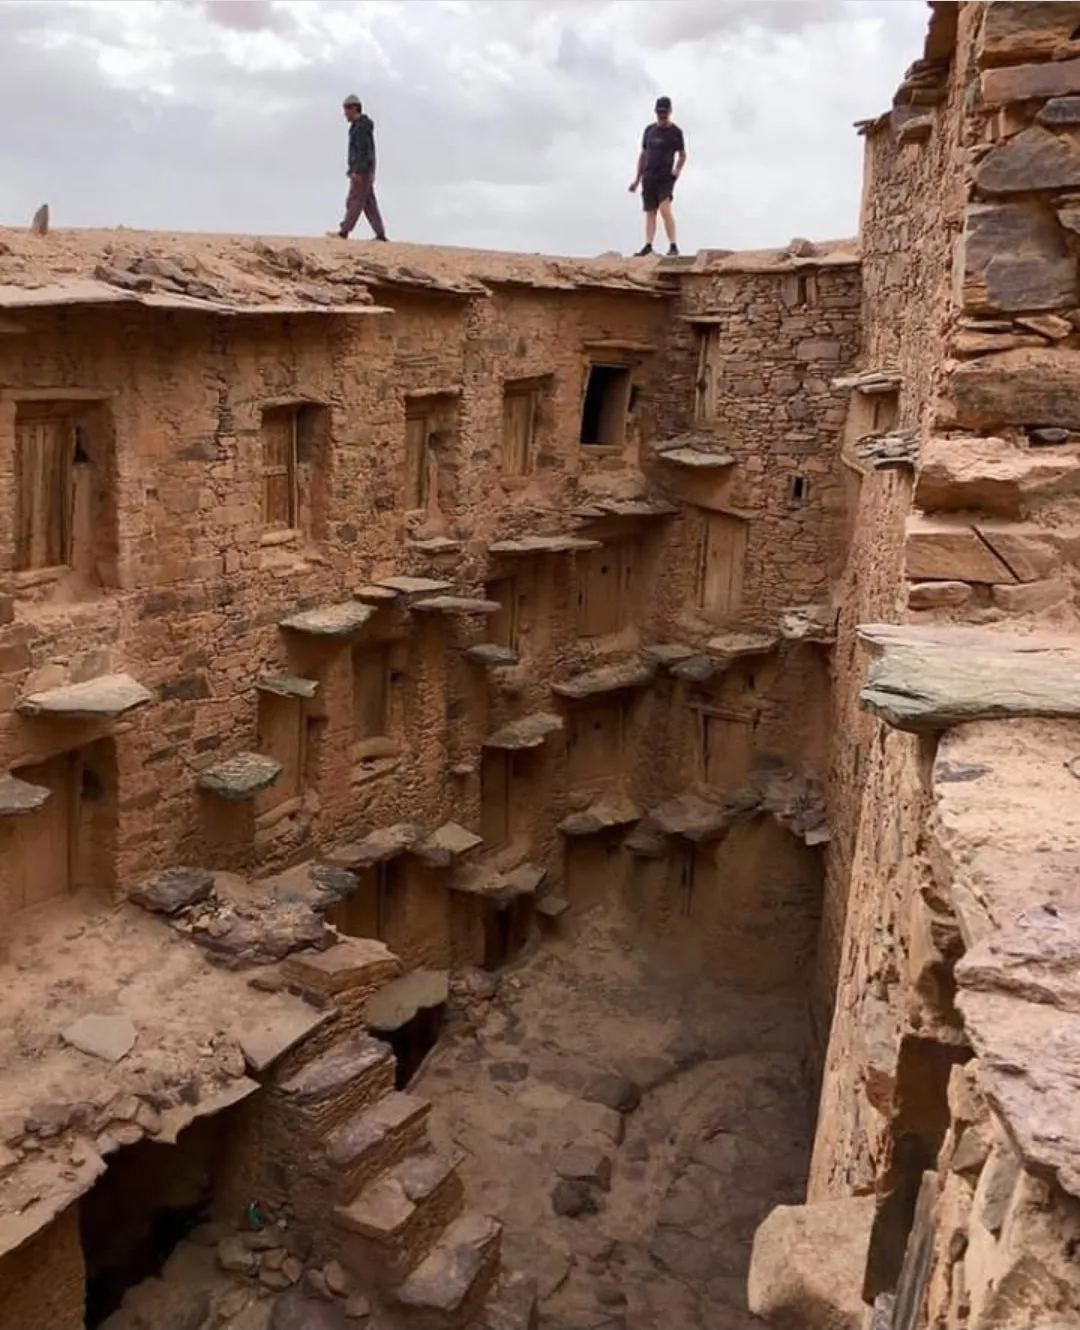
[327,230,348,239]
[374,234,388,242]
[667,243,680,257]
[634,243,653,257]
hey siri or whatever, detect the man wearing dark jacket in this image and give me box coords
[628,96,686,257]
[334,94,387,241]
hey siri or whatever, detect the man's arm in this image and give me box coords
[628,130,648,192]
[673,127,687,178]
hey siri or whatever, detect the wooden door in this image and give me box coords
[256,694,305,810]
[702,712,755,791]
[353,647,390,741]
[15,408,73,570]
[568,704,624,786]
[261,408,298,528]
[9,754,75,909]
[502,388,535,474]
[699,514,747,618]
[486,578,518,650]
[577,547,622,636]
[480,751,512,847]
[404,413,429,509]
[564,838,619,909]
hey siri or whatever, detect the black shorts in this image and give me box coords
[642,173,675,212]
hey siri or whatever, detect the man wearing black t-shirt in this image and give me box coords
[628,96,687,257]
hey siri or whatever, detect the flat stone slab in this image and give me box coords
[574,498,679,519]
[488,534,601,555]
[649,793,733,843]
[706,632,779,662]
[536,893,570,918]
[279,601,375,637]
[551,660,656,700]
[453,861,545,903]
[255,674,319,700]
[412,821,483,868]
[670,654,722,683]
[17,672,153,719]
[197,752,282,800]
[326,822,424,868]
[642,643,695,667]
[558,794,641,836]
[129,866,214,915]
[235,1004,334,1074]
[396,1212,502,1315]
[778,605,837,644]
[375,575,452,595]
[465,643,520,668]
[366,968,450,1031]
[653,435,736,468]
[61,1013,137,1062]
[0,773,50,816]
[412,596,502,615]
[858,623,1080,732]
[484,712,564,750]
[354,583,400,603]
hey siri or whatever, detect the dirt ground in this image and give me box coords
[415,906,816,1330]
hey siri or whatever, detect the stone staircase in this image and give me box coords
[257,938,523,1329]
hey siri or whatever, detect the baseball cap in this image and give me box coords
[655,96,672,111]
[343,94,362,107]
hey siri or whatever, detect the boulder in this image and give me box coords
[950,347,1080,431]
[915,435,1080,517]
[551,1179,601,1218]
[582,1073,641,1115]
[130,867,214,916]
[747,1195,876,1330]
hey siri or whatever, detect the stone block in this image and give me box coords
[951,348,1080,430]
[904,518,1015,584]
[991,577,1071,613]
[960,203,1078,314]
[748,1195,876,1330]
[981,56,1080,107]
[1039,95,1080,126]
[979,4,1080,69]
[974,521,1065,581]
[916,435,1080,517]
[129,866,214,915]
[0,773,51,816]
[61,1013,137,1063]
[907,581,973,610]
[197,752,282,800]
[975,127,1080,196]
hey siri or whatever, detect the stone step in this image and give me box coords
[468,1269,538,1330]
[335,1152,464,1287]
[326,1091,432,1197]
[394,1212,503,1329]
[274,1034,396,1133]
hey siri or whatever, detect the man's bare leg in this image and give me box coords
[658,198,677,247]
[635,209,658,256]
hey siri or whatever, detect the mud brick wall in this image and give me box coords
[0,1204,85,1330]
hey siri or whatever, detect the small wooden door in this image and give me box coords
[699,514,747,619]
[256,693,305,811]
[404,413,430,509]
[502,388,535,474]
[702,712,755,791]
[15,407,73,570]
[481,751,513,847]
[568,704,624,787]
[9,754,75,909]
[564,838,620,909]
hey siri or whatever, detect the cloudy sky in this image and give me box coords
[0,0,927,256]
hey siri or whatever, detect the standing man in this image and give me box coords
[628,96,686,257]
[333,94,388,242]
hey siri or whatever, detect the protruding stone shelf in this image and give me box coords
[653,435,736,469]
[407,536,461,555]
[573,498,679,520]
[411,596,502,616]
[755,770,830,847]
[484,712,564,750]
[552,660,656,700]
[858,623,1080,732]
[465,643,520,668]
[670,655,722,683]
[255,674,319,700]
[582,338,656,354]
[197,752,282,801]
[779,605,837,646]
[453,860,546,904]
[326,822,423,869]
[375,575,452,597]
[855,430,919,471]
[536,893,570,919]
[16,672,154,720]
[706,632,779,664]
[642,643,695,669]
[649,793,733,843]
[831,369,902,393]
[488,535,601,555]
[280,601,375,637]
[365,968,449,1032]
[354,584,400,604]
[558,794,641,836]
[412,821,483,868]
[0,773,50,817]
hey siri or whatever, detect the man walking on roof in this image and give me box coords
[629,96,686,257]
[333,94,388,242]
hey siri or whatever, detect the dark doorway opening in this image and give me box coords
[374,1003,446,1089]
[580,365,631,447]
[80,1117,226,1329]
[483,896,533,970]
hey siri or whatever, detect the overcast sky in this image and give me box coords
[0,0,927,256]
